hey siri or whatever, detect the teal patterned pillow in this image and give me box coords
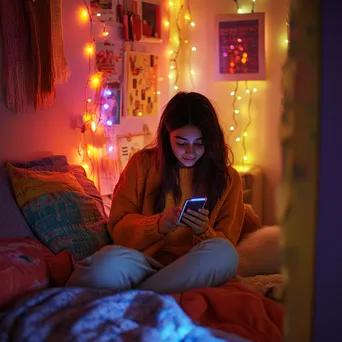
[22,191,112,262]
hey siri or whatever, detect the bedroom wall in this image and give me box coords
[0,1,169,181]
[0,0,286,224]
[179,0,288,224]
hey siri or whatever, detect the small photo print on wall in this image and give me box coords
[215,13,266,81]
[125,51,159,117]
[96,41,122,82]
[117,134,145,170]
[102,84,122,125]
[90,0,115,23]
[141,0,161,39]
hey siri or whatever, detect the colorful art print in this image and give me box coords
[96,42,122,82]
[215,13,266,81]
[102,86,122,125]
[90,0,115,23]
[125,52,159,117]
[117,134,145,170]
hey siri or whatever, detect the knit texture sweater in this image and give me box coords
[108,149,245,265]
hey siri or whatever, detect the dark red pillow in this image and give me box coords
[0,238,74,308]
[0,238,52,308]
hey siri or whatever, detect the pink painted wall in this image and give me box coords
[0,1,169,180]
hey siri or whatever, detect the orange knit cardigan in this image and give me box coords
[108,149,245,257]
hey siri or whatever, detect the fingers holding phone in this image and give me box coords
[158,206,181,234]
[182,208,210,235]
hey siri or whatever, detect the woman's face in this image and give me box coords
[169,124,205,167]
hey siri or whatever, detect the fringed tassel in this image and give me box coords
[50,0,71,84]
[25,0,55,111]
[0,0,33,113]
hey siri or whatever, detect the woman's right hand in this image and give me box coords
[158,206,181,234]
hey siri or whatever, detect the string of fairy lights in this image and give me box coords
[77,1,123,178]
[230,0,289,165]
[166,0,196,92]
[228,0,258,165]
[76,0,290,171]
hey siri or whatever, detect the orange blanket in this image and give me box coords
[172,281,284,342]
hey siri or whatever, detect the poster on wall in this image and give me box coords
[90,0,116,24]
[215,13,266,81]
[117,134,145,170]
[125,51,159,117]
[96,41,123,82]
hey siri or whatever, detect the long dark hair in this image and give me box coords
[145,92,233,213]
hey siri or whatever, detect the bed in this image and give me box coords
[0,156,284,342]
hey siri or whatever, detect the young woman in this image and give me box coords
[67,92,245,293]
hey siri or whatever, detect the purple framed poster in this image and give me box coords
[215,13,266,81]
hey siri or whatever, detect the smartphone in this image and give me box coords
[177,197,207,225]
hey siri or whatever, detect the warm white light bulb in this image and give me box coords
[237,8,243,14]
[285,39,289,44]
[174,85,179,90]
[170,65,175,69]
[246,89,251,94]
[190,22,195,27]
[169,50,174,55]
[191,70,195,75]
[237,96,242,100]
[236,137,241,142]
[191,46,197,51]
[234,109,239,114]
[253,88,257,92]
[157,91,161,95]
[243,156,248,161]
[168,74,173,79]
[230,126,235,131]
[230,91,235,96]
[243,132,248,137]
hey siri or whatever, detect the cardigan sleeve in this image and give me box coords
[193,167,244,246]
[108,152,165,252]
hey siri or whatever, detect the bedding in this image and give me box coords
[0,155,284,342]
[0,287,250,342]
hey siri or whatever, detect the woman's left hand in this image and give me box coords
[181,208,210,235]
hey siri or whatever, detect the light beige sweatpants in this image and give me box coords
[66,238,238,294]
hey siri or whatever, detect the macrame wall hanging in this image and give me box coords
[0,0,70,113]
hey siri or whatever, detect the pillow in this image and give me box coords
[0,238,52,308]
[6,164,112,261]
[71,165,107,219]
[11,155,107,219]
[0,238,75,308]
[238,204,262,243]
[12,155,70,172]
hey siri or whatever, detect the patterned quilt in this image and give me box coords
[0,288,249,342]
